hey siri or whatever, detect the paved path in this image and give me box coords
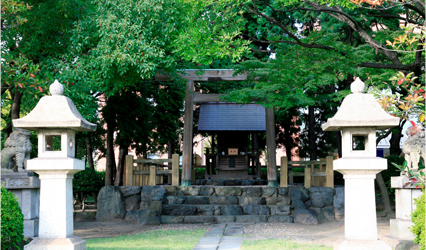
[193,224,244,250]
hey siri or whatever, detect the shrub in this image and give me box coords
[411,190,425,250]
[73,168,104,209]
[1,186,24,250]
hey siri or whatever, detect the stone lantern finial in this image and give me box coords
[50,79,64,96]
[350,77,365,94]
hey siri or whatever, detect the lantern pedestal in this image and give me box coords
[24,158,85,250]
[390,176,422,240]
[333,158,391,250]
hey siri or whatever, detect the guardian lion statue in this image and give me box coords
[1,129,32,173]
[401,123,425,175]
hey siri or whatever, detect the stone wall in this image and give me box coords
[96,185,345,225]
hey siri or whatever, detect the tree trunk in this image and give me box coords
[330,83,342,158]
[282,122,293,161]
[3,87,23,139]
[376,172,393,214]
[105,119,115,186]
[3,111,13,140]
[11,88,22,120]
[86,133,95,170]
[115,147,126,186]
[93,192,98,207]
[389,123,405,155]
[308,106,317,161]
[112,154,117,182]
[168,139,175,159]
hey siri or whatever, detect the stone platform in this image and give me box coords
[95,185,344,226]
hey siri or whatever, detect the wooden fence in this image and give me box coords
[280,156,334,188]
[125,154,180,186]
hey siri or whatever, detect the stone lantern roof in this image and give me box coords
[322,77,400,131]
[13,80,96,132]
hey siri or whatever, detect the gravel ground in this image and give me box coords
[243,217,391,246]
[74,217,391,247]
[74,221,209,239]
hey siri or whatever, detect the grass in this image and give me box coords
[241,239,332,250]
[86,229,205,250]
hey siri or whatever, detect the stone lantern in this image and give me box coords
[322,78,399,249]
[13,80,96,250]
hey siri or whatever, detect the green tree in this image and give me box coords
[1,0,97,166]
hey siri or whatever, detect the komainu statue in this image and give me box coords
[1,129,32,173]
[401,123,425,175]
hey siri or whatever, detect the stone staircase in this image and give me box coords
[160,186,294,224]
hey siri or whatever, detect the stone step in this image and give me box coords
[166,195,290,206]
[160,215,293,224]
[163,186,291,197]
[162,204,243,216]
[162,204,291,216]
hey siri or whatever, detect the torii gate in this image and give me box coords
[156,69,277,187]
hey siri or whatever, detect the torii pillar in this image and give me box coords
[182,80,194,186]
[266,107,277,187]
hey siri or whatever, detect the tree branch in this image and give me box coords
[376,128,393,146]
[245,35,299,45]
[305,1,402,66]
[251,48,276,53]
[403,2,425,19]
[360,62,416,70]
[366,13,419,24]
[241,2,339,52]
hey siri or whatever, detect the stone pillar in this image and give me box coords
[265,107,277,187]
[335,161,385,242]
[182,80,194,186]
[32,166,82,239]
[1,172,40,237]
[390,176,422,240]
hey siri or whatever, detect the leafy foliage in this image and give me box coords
[63,0,186,96]
[372,71,425,123]
[380,154,405,196]
[411,190,425,249]
[383,154,405,181]
[392,160,425,189]
[1,186,24,250]
[73,168,104,203]
[172,2,251,65]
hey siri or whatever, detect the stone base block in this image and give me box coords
[333,237,391,250]
[24,237,86,250]
[390,219,415,240]
[23,219,39,238]
[379,235,420,250]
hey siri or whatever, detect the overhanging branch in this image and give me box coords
[360,62,415,71]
